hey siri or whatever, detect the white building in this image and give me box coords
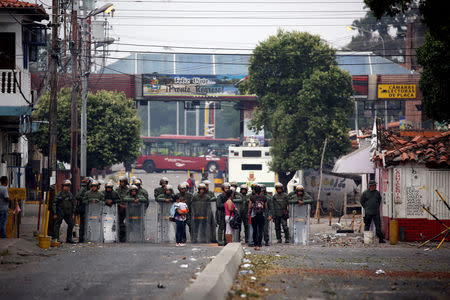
[0,0,48,187]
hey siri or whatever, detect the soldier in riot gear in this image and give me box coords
[52,180,76,244]
[191,183,214,243]
[76,177,91,243]
[154,177,169,199]
[272,182,290,244]
[115,176,129,242]
[133,179,149,207]
[237,184,250,243]
[289,185,313,205]
[156,184,175,203]
[124,185,149,204]
[202,180,215,200]
[260,184,274,246]
[104,181,119,207]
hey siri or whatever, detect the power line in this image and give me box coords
[107,23,399,27]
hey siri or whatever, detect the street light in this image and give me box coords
[79,3,115,178]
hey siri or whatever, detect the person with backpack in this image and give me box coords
[248,185,269,250]
[171,194,188,247]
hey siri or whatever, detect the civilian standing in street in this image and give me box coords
[0,176,11,238]
[172,195,188,246]
[224,189,237,244]
[248,185,269,250]
[360,180,386,243]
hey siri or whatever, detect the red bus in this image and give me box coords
[135,135,240,173]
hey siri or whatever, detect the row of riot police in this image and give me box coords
[51,175,313,245]
[52,176,150,244]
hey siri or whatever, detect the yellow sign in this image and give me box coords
[8,188,27,200]
[378,84,416,99]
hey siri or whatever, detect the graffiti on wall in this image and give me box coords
[406,187,423,216]
[394,168,402,204]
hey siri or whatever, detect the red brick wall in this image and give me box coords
[382,216,450,242]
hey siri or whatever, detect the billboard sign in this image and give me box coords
[142,74,243,97]
[378,84,416,99]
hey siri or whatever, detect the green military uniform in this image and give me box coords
[288,191,314,205]
[82,189,105,204]
[272,192,290,243]
[115,185,129,242]
[76,185,89,242]
[104,189,120,205]
[191,192,215,243]
[137,188,149,202]
[215,193,227,245]
[156,192,175,203]
[123,192,149,204]
[52,191,76,242]
[360,188,384,241]
[154,187,165,199]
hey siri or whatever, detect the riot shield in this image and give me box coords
[191,200,214,243]
[144,201,158,243]
[248,215,254,246]
[85,201,103,243]
[289,204,310,245]
[126,202,145,243]
[157,202,176,243]
[102,204,118,243]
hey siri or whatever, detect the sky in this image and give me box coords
[39,0,369,60]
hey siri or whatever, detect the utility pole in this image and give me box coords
[70,1,79,195]
[80,11,89,178]
[47,0,59,237]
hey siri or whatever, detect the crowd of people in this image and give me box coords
[51,174,316,250]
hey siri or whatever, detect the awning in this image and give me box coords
[332,145,375,174]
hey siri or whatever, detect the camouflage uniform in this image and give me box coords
[233,193,249,243]
[115,185,129,242]
[176,191,194,239]
[52,191,76,242]
[76,185,89,242]
[263,193,274,244]
[154,187,166,199]
[272,192,290,243]
[288,191,313,205]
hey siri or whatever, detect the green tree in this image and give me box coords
[417,32,450,123]
[245,30,354,186]
[34,88,142,173]
[364,0,450,123]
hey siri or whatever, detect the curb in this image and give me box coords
[181,243,243,300]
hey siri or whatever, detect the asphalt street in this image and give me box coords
[0,243,221,300]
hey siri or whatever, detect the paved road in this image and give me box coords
[0,243,220,300]
[231,244,450,300]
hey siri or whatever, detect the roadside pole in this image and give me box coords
[70,1,79,195]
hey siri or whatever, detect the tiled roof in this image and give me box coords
[375,131,450,168]
[0,0,47,15]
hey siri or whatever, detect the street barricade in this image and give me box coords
[126,202,145,243]
[85,201,104,243]
[157,202,176,243]
[102,204,118,243]
[289,204,310,245]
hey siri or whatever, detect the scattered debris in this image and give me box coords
[241,263,253,269]
[375,269,386,275]
[239,270,254,275]
[191,248,200,251]
[250,276,256,281]
[180,264,188,268]
[171,260,178,263]
[242,258,251,263]
[240,294,247,298]
[245,251,251,255]
[189,257,197,261]
[157,283,165,289]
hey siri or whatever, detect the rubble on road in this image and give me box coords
[310,232,364,247]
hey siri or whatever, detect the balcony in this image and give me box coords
[0,69,32,116]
